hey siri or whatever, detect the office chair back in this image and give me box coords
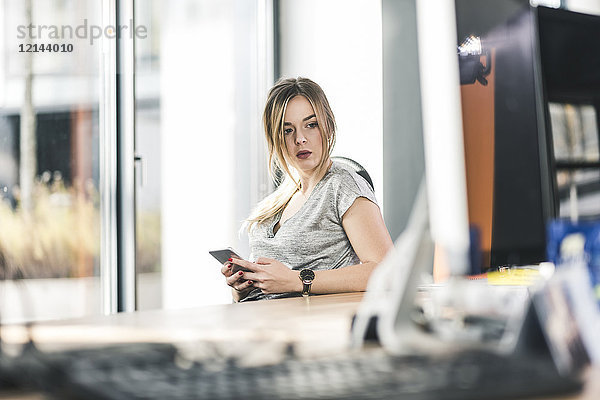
[332,156,374,191]
[273,156,374,191]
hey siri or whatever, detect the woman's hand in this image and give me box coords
[221,261,254,295]
[229,257,301,295]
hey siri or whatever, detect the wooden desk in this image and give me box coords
[2,292,599,399]
[3,293,364,357]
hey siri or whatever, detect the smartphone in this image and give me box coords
[208,247,251,273]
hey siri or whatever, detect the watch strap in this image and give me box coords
[302,281,312,296]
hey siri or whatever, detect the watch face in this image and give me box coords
[300,269,315,281]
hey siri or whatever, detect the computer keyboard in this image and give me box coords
[7,341,583,400]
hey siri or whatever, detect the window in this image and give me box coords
[134,0,273,309]
[0,0,276,318]
[0,0,102,322]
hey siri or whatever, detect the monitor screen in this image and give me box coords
[537,7,600,100]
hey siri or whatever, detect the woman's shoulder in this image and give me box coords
[320,160,378,217]
[323,161,374,194]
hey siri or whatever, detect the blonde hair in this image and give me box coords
[245,77,336,231]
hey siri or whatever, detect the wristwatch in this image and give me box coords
[299,268,315,297]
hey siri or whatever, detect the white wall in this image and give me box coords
[566,0,600,14]
[161,3,237,309]
[530,0,600,13]
[278,0,384,211]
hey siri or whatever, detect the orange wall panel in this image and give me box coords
[460,53,495,268]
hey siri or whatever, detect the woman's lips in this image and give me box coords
[296,151,312,159]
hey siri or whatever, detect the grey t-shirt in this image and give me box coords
[242,161,378,302]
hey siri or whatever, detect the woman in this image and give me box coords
[222,77,393,302]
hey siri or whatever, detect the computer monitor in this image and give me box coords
[351,0,472,352]
[417,0,471,278]
[456,3,557,269]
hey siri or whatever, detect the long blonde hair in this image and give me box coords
[245,77,337,231]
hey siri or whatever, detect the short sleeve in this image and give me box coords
[335,169,378,222]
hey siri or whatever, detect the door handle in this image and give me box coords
[134,154,145,187]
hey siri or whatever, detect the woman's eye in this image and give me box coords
[307,122,318,129]
[284,128,293,135]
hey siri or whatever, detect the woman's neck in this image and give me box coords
[297,159,332,195]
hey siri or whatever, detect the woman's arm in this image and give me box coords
[310,197,394,293]
[231,197,394,295]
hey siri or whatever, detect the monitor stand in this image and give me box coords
[352,179,529,356]
[351,180,442,353]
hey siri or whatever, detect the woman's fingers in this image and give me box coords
[235,279,254,292]
[221,262,234,277]
[225,270,258,292]
[229,258,261,272]
[226,270,245,286]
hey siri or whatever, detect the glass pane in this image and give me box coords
[134,0,270,309]
[0,0,102,322]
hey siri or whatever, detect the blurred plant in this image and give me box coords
[0,172,99,279]
[0,171,162,280]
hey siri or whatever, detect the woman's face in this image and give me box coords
[283,95,324,175]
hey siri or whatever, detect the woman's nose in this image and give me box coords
[295,131,307,145]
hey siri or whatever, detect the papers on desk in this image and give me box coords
[466,264,553,286]
[486,267,545,286]
[415,280,530,346]
[532,262,600,374]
